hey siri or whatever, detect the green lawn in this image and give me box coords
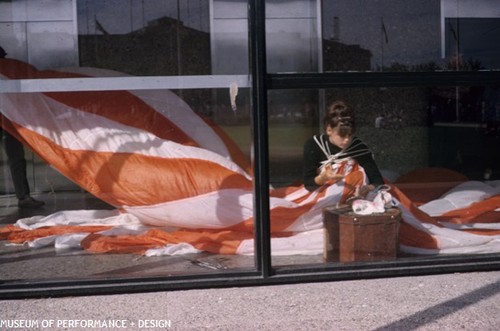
[220,124,317,159]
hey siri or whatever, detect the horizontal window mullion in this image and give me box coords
[268,71,500,89]
[0,75,251,93]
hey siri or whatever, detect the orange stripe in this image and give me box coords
[0,225,24,240]
[81,228,252,255]
[0,225,112,244]
[0,58,38,78]
[399,222,439,249]
[152,229,251,254]
[81,233,163,254]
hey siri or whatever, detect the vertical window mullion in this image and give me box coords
[249,0,272,277]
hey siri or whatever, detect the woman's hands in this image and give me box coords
[315,166,344,186]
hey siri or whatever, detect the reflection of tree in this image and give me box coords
[378,57,483,72]
[445,57,483,71]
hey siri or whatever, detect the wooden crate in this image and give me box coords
[323,206,401,262]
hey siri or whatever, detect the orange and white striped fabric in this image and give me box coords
[1,59,499,256]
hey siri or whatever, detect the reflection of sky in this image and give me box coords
[447,18,500,68]
[323,0,444,69]
[320,0,499,69]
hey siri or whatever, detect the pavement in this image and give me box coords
[0,271,499,330]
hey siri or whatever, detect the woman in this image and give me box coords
[303,100,384,192]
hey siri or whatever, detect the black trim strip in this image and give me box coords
[269,71,500,89]
[2,253,499,299]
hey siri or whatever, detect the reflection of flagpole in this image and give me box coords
[381,17,388,71]
[95,16,109,35]
[142,0,145,28]
[448,21,460,121]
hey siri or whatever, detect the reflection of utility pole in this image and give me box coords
[449,20,460,121]
[381,17,388,71]
[141,0,145,29]
[332,16,339,40]
[448,22,460,69]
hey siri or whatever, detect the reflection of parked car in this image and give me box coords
[481,85,500,179]
[429,84,500,180]
[483,85,500,122]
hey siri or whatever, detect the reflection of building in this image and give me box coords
[79,17,211,76]
[441,0,500,69]
[0,0,78,69]
[323,40,371,71]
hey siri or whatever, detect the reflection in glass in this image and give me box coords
[270,86,500,266]
[0,0,78,69]
[322,0,500,72]
[266,0,320,73]
[78,0,211,76]
[268,90,319,187]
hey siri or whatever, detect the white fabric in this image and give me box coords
[396,199,500,254]
[145,243,202,256]
[10,179,500,256]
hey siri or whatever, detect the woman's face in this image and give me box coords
[326,126,352,149]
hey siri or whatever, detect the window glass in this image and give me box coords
[266,0,319,73]
[0,0,256,283]
[270,86,500,266]
[1,0,499,292]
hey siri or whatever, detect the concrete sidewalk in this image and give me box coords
[1,271,499,330]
